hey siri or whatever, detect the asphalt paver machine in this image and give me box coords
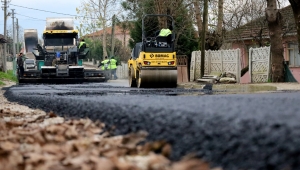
[19,17,108,84]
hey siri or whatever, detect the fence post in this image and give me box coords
[190,51,196,81]
[267,46,271,82]
[207,50,211,74]
[235,49,238,83]
[237,49,241,83]
[220,50,223,72]
[249,48,252,83]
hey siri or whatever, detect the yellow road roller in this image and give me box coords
[128,14,177,88]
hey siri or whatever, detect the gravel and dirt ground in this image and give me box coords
[0,80,216,170]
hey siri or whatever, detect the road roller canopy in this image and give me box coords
[141,14,175,53]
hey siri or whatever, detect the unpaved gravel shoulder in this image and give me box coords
[0,80,35,114]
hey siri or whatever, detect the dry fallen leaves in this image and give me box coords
[0,107,218,170]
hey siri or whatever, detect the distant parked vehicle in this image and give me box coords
[24,59,36,70]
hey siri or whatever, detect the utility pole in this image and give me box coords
[16,18,19,54]
[200,0,208,78]
[110,14,116,58]
[2,0,9,73]
[11,9,15,64]
[6,30,8,54]
[110,15,116,80]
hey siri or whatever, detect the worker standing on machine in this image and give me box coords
[158,25,173,37]
[109,56,118,80]
[158,25,173,47]
[75,39,86,65]
[78,39,86,52]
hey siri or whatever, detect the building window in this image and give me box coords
[288,43,300,67]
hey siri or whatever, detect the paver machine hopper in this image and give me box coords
[128,14,177,88]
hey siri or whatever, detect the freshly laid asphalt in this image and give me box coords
[3,82,300,170]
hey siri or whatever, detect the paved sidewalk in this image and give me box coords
[252,83,300,91]
[113,79,300,92]
[178,82,300,93]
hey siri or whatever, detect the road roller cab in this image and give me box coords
[128,14,177,88]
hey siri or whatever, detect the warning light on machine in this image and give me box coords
[168,61,175,65]
[144,61,151,65]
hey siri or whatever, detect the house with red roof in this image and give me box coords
[225,5,299,83]
[84,25,131,47]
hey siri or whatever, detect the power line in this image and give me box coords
[10,3,79,17]
[10,3,106,20]
[15,18,45,21]
[15,13,46,21]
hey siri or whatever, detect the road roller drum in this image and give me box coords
[137,67,177,88]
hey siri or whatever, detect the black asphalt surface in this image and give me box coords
[3,82,300,170]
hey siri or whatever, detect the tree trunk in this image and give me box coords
[289,0,300,53]
[201,0,208,78]
[193,0,202,49]
[124,31,126,47]
[266,0,284,82]
[111,15,116,57]
[99,0,108,60]
[154,0,170,27]
[102,21,108,59]
[217,0,223,34]
[193,0,202,36]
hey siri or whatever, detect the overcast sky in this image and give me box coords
[0,0,81,38]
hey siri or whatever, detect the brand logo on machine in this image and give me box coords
[155,54,169,57]
[150,54,154,58]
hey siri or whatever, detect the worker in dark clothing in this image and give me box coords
[17,53,24,77]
